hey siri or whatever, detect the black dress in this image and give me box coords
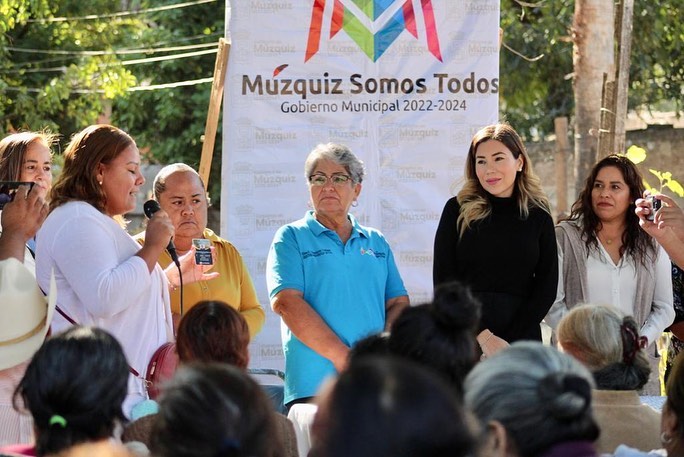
[433,195,558,342]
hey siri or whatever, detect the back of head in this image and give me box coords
[175,300,250,367]
[15,326,128,457]
[311,356,476,457]
[666,351,684,440]
[151,363,282,457]
[49,124,134,212]
[0,131,56,182]
[348,332,390,363]
[464,342,599,456]
[388,280,480,396]
[557,304,650,390]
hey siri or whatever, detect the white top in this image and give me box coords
[0,212,36,274]
[287,403,317,457]
[35,201,173,416]
[551,240,674,345]
[0,362,33,446]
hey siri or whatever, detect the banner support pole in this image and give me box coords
[199,37,230,190]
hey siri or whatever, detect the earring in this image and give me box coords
[98,181,103,185]
[352,200,359,207]
[518,167,523,172]
[661,432,673,445]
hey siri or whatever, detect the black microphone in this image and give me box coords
[143,200,180,267]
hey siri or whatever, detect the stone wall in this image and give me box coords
[527,125,684,220]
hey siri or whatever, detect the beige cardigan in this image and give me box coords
[591,389,662,454]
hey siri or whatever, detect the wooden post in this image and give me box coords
[597,73,615,158]
[613,0,634,154]
[554,117,570,220]
[198,38,230,190]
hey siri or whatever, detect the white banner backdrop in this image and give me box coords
[222,0,499,373]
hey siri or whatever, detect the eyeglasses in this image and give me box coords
[308,173,352,187]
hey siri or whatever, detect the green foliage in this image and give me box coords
[1,0,224,201]
[111,0,224,201]
[500,0,575,139]
[625,145,684,198]
[500,1,684,140]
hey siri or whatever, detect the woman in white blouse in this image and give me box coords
[546,154,673,395]
[36,125,216,416]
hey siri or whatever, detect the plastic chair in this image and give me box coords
[248,368,286,414]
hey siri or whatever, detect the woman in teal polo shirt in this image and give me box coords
[266,143,410,410]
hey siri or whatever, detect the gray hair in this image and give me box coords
[464,342,599,456]
[557,304,650,390]
[153,163,207,201]
[304,143,365,184]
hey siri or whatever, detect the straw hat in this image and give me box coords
[0,258,56,370]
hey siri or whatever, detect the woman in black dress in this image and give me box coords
[433,123,557,357]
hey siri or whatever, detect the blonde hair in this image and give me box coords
[557,304,650,390]
[456,123,550,237]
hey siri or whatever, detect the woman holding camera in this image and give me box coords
[0,132,54,272]
[546,154,673,394]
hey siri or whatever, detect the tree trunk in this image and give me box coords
[572,0,614,195]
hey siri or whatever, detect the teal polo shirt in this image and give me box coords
[266,211,407,403]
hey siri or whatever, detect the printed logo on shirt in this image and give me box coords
[360,248,386,258]
[302,249,333,259]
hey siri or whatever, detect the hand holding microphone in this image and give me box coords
[143,199,179,267]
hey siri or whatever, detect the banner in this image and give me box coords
[222,0,500,372]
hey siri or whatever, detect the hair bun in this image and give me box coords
[431,281,481,331]
[536,373,591,421]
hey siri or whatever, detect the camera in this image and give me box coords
[646,195,662,222]
[0,181,35,210]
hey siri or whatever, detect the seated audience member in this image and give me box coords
[388,280,480,397]
[3,327,128,457]
[464,342,600,457]
[347,332,390,362]
[557,304,661,453]
[656,351,684,457]
[136,163,264,337]
[0,187,53,447]
[123,301,296,457]
[150,363,284,457]
[175,299,250,367]
[613,351,684,457]
[308,356,477,457]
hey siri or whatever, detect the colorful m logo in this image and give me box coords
[305,0,442,62]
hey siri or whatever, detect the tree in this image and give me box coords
[112,0,224,200]
[0,0,224,199]
[0,0,140,134]
[572,0,614,192]
[500,1,684,139]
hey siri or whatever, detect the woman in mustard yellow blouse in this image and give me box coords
[136,163,265,337]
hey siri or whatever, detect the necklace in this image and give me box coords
[598,231,619,246]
